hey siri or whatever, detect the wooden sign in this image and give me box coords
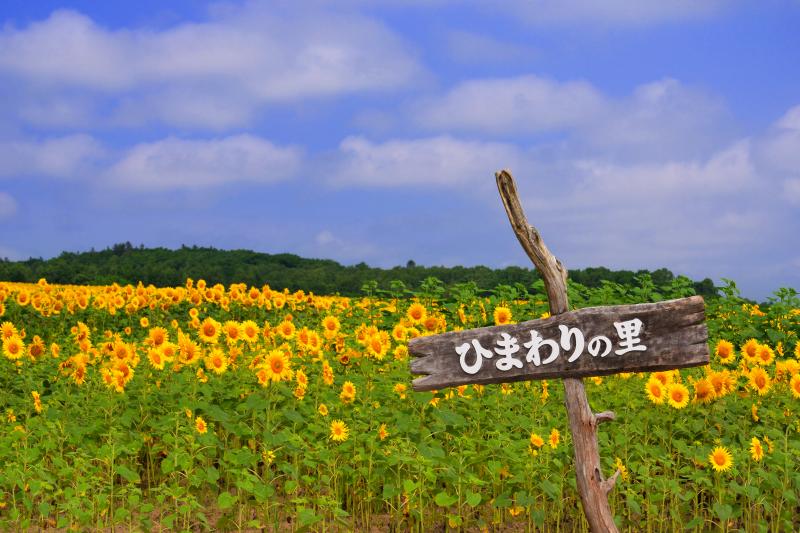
[409,295,708,392]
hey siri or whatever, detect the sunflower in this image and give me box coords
[529,432,544,448]
[393,383,408,399]
[493,306,513,326]
[708,446,733,472]
[406,303,427,325]
[160,342,177,363]
[741,339,760,364]
[241,320,260,343]
[3,335,25,360]
[340,381,356,404]
[322,360,334,386]
[263,349,292,382]
[549,428,560,449]
[651,371,673,387]
[148,348,166,370]
[198,318,221,344]
[1,321,18,340]
[205,348,229,375]
[393,345,409,361]
[148,327,169,347]
[645,378,665,405]
[223,321,242,344]
[322,316,340,337]
[715,340,735,365]
[329,420,349,442]
[756,344,774,366]
[790,374,800,399]
[179,338,202,365]
[795,341,800,359]
[296,369,308,388]
[367,335,389,360]
[750,437,764,462]
[377,423,389,441]
[692,378,715,404]
[748,367,771,395]
[392,324,407,342]
[195,416,208,434]
[666,383,690,409]
[277,321,295,340]
[31,391,42,413]
[294,385,306,400]
[318,403,329,416]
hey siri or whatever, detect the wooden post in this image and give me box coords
[495,169,620,532]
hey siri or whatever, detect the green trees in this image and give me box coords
[0,244,718,298]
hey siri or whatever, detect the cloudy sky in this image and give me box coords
[0,1,798,300]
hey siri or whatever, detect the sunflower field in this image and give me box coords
[0,276,799,531]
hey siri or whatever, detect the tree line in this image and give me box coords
[0,242,718,298]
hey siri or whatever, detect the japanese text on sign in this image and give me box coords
[455,318,646,375]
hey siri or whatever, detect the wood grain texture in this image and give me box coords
[494,169,624,532]
[409,296,708,391]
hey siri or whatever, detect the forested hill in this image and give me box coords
[0,242,718,297]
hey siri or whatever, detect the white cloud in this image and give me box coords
[0,134,105,178]
[784,179,800,205]
[571,140,756,204]
[757,104,800,175]
[0,192,16,218]
[444,30,537,65]
[416,75,605,134]
[416,76,732,161]
[312,229,378,261]
[496,0,729,27]
[331,135,529,187]
[0,6,421,128]
[106,135,302,191]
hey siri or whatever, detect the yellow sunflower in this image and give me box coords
[493,306,513,326]
[790,374,800,399]
[148,327,169,347]
[748,367,771,395]
[756,344,774,366]
[3,335,25,360]
[741,339,760,364]
[750,437,764,462]
[241,320,260,343]
[666,383,690,409]
[645,378,665,405]
[330,419,349,442]
[708,446,733,472]
[692,378,715,404]
[340,381,356,404]
[406,303,427,325]
[549,428,560,449]
[205,348,229,375]
[198,318,221,344]
[715,339,735,365]
[263,349,292,382]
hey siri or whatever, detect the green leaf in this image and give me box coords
[217,492,236,510]
[465,491,482,507]
[541,479,560,501]
[115,464,140,483]
[713,502,733,522]
[297,507,322,527]
[434,492,458,507]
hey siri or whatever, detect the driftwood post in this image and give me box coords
[408,169,708,532]
[495,169,618,531]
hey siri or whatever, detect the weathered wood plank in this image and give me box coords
[409,295,708,392]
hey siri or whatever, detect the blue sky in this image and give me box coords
[0,1,798,300]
